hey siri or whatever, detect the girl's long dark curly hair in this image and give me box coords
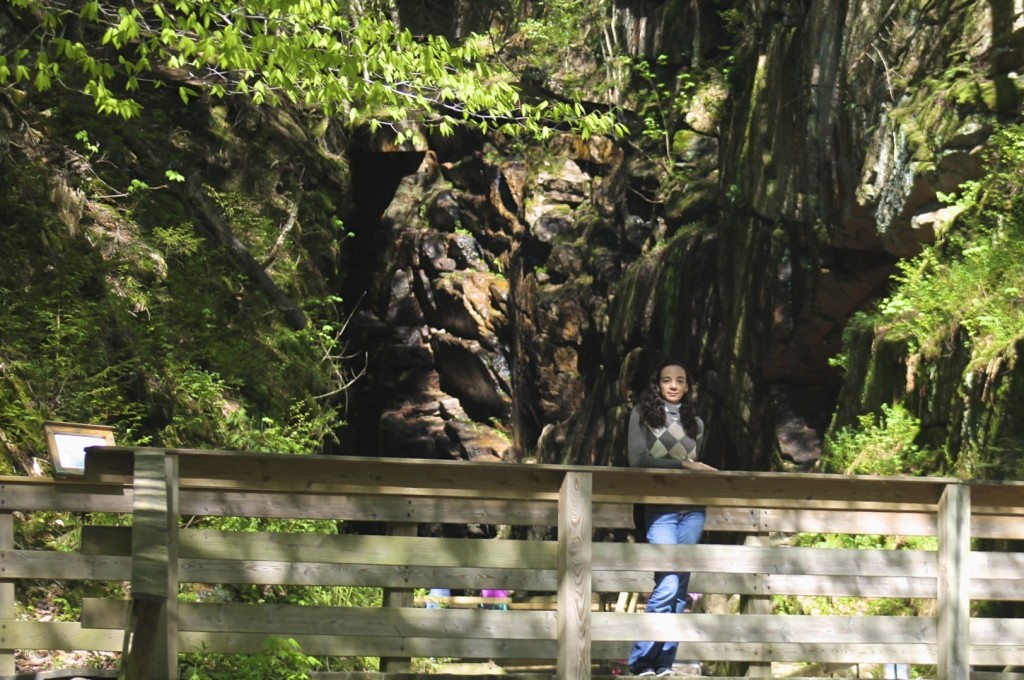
[638,359,699,438]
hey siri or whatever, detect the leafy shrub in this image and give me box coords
[183,638,322,680]
[876,124,1024,367]
[824,403,931,476]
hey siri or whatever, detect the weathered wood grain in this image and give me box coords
[937,484,970,680]
[1,510,14,676]
[8,452,1024,676]
[557,471,592,680]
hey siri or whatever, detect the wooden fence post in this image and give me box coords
[0,508,14,677]
[742,531,772,677]
[119,451,179,680]
[381,521,417,674]
[557,470,592,680]
[937,482,970,680]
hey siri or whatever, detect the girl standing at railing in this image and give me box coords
[626,360,716,677]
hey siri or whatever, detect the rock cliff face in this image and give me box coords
[7,2,1022,478]
[342,0,1024,474]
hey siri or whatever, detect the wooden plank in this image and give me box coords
[759,573,936,598]
[48,552,943,600]
[82,526,1022,584]
[0,619,952,664]
[619,641,936,665]
[83,450,960,510]
[0,478,133,514]
[175,630,562,657]
[1,509,14,676]
[741,533,772,677]
[756,508,936,536]
[118,598,163,680]
[0,549,131,581]
[193,531,557,569]
[970,617,1024,650]
[180,490,574,527]
[86,449,571,500]
[0,621,125,651]
[968,481,1024,516]
[593,542,937,577]
[414,595,518,608]
[130,452,171,599]
[82,598,1008,661]
[178,558,559,591]
[82,525,129,555]
[74,526,963,598]
[970,577,1024,601]
[970,550,1024,579]
[557,471,591,680]
[85,600,556,638]
[88,527,559,570]
[161,453,180,680]
[174,632,940,665]
[591,612,936,644]
[969,643,1024,667]
[971,513,1024,539]
[3,472,1020,533]
[122,451,178,680]
[968,617,1024,667]
[11,459,1024,679]
[13,548,1007,601]
[755,508,1024,538]
[174,631,945,664]
[938,483,970,680]
[19,458,1024,514]
[590,469,952,510]
[381,522,416,674]
[184,492,1024,536]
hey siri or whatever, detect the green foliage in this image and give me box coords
[513,0,611,84]
[793,532,937,552]
[876,124,1024,367]
[14,510,82,553]
[0,155,344,462]
[183,638,322,680]
[1,0,625,140]
[824,403,932,476]
[232,581,381,610]
[625,55,698,165]
[152,221,205,257]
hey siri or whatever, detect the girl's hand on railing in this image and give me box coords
[682,460,717,471]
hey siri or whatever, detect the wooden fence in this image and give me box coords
[2,447,1024,679]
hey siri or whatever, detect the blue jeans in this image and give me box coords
[426,588,450,609]
[628,505,706,673]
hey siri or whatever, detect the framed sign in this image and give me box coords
[43,421,117,477]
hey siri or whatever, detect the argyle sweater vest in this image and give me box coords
[646,403,698,462]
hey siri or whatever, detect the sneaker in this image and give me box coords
[656,669,675,677]
[634,669,657,676]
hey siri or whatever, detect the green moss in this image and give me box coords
[891,67,1024,161]
[739,56,769,169]
[664,182,715,219]
[950,76,1024,113]
[671,129,701,157]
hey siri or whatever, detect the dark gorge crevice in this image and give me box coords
[341,149,427,456]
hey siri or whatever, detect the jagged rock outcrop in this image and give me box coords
[706,0,1023,471]
[345,0,1024,479]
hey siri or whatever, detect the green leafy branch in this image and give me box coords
[1,0,627,140]
[624,54,698,166]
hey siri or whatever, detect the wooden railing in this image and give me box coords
[2,447,1024,679]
